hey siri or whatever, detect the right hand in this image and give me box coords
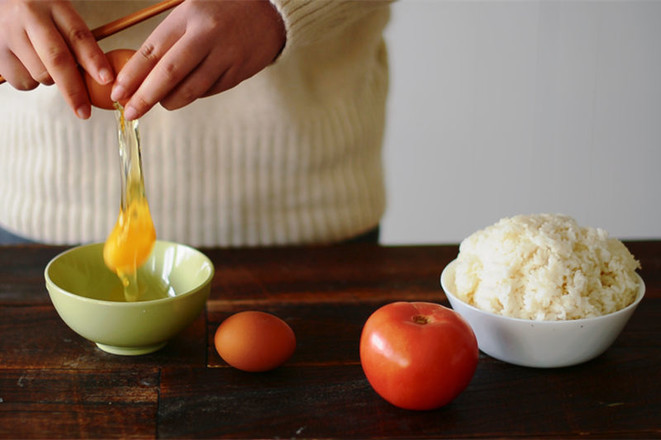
[0,0,114,119]
[110,0,286,121]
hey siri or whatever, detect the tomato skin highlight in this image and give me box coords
[359,301,479,410]
[214,311,296,372]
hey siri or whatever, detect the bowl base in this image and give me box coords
[96,341,167,356]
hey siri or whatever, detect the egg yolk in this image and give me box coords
[103,187,156,276]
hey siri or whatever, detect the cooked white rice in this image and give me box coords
[452,214,641,320]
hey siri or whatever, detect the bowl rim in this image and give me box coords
[45,240,214,306]
[441,258,646,325]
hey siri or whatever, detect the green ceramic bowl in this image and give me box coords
[45,241,214,355]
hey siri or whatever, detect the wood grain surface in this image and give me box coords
[1,242,659,439]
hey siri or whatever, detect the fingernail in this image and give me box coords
[98,68,113,85]
[111,85,126,102]
[123,105,138,121]
[76,105,91,120]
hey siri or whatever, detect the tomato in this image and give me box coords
[359,301,478,410]
[214,311,296,372]
[83,49,135,109]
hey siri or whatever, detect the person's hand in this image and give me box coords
[0,0,113,119]
[110,0,286,120]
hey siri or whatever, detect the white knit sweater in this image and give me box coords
[0,0,390,246]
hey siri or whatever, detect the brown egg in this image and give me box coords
[214,311,296,372]
[84,49,135,109]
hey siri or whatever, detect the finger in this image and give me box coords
[111,11,186,105]
[160,55,229,110]
[25,23,90,118]
[200,64,244,98]
[108,43,160,106]
[0,50,39,90]
[122,37,206,120]
[7,32,53,85]
[51,2,113,85]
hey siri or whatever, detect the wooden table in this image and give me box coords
[0,242,659,439]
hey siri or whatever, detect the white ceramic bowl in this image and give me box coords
[440,259,645,368]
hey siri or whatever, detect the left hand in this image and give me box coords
[0,0,113,119]
[110,0,285,120]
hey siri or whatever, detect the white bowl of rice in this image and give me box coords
[440,214,645,368]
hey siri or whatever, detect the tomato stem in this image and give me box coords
[412,315,429,325]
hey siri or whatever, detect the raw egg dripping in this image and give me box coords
[103,104,156,301]
[85,49,157,301]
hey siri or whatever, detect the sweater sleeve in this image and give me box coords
[269,0,393,56]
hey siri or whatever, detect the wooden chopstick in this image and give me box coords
[0,0,183,85]
[90,0,183,41]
